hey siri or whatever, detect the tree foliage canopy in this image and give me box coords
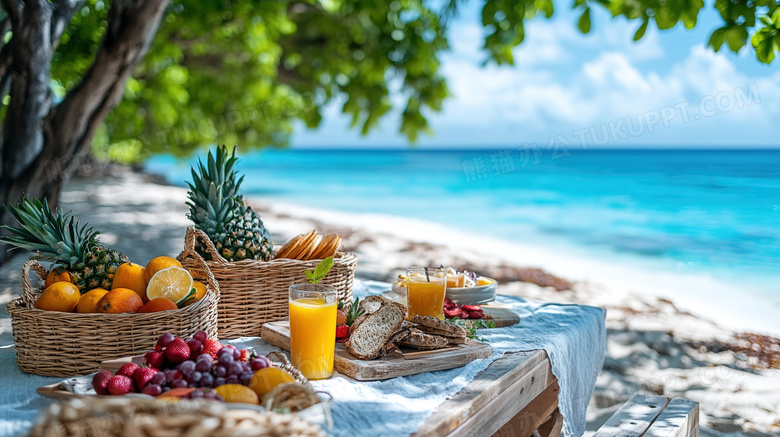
[45,0,780,161]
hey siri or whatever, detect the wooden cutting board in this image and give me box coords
[380,290,520,328]
[260,321,492,381]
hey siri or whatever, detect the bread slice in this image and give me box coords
[411,315,468,337]
[398,328,449,351]
[446,336,467,345]
[378,327,411,357]
[345,302,405,360]
[358,295,387,315]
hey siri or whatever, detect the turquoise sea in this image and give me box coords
[147,148,780,326]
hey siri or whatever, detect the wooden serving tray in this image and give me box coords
[260,321,492,381]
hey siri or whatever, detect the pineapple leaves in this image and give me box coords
[306,257,335,284]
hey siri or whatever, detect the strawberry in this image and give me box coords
[133,367,159,390]
[116,363,140,379]
[202,339,224,359]
[164,338,191,364]
[106,375,135,395]
[461,304,482,312]
[239,349,250,362]
[443,297,457,309]
[144,351,165,370]
[444,307,462,319]
[91,370,113,395]
[335,324,350,339]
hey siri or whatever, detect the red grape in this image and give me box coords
[193,331,208,344]
[142,384,162,396]
[156,333,175,349]
[170,379,187,389]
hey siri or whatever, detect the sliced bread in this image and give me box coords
[345,302,405,360]
[398,328,449,351]
[411,315,468,337]
[358,295,387,315]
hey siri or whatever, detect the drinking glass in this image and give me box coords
[289,283,337,380]
[405,266,447,320]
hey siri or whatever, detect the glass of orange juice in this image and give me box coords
[289,283,337,380]
[405,266,447,320]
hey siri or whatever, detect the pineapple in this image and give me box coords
[0,197,127,292]
[186,145,274,261]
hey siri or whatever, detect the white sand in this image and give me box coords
[1,167,778,436]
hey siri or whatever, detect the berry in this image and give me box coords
[250,356,270,371]
[239,349,250,362]
[195,359,211,372]
[336,324,350,339]
[107,375,134,395]
[226,376,239,385]
[217,347,232,358]
[170,379,188,389]
[217,352,233,366]
[116,363,141,379]
[150,372,166,386]
[144,351,165,370]
[443,308,462,319]
[156,333,175,350]
[186,339,203,356]
[231,348,241,361]
[142,384,162,396]
[197,353,212,362]
[167,369,183,381]
[239,371,254,385]
[203,339,224,359]
[164,338,191,364]
[177,360,196,375]
[188,371,203,384]
[133,367,159,390]
[228,362,243,376]
[91,370,113,395]
[192,330,209,344]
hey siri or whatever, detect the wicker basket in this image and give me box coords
[179,227,357,338]
[7,250,220,377]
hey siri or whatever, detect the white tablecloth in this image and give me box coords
[0,280,605,437]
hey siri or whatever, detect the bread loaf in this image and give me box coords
[345,302,405,360]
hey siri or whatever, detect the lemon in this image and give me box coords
[248,367,296,398]
[214,384,260,404]
[145,267,194,305]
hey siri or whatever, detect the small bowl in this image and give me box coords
[446,277,497,305]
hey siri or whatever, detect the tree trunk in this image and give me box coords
[0,0,168,264]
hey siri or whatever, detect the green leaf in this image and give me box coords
[634,19,649,41]
[708,27,728,51]
[756,34,776,63]
[306,256,334,284]
[760,15,773,27]
[726,26,748,52]
[578,8,591,34]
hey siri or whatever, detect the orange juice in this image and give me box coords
[406,279,446,320]
[289,297,337,380]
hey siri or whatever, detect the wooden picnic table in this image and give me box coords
[417,349,561,437]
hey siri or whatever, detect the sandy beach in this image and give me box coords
[1,167,778,436]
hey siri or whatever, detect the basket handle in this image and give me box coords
[267,351,292,366]
[183,226,230,265]
[179,237,221,300]
[22,260,47,308]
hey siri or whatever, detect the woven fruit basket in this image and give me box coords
[7,250,220,377]
[179,227,357,338]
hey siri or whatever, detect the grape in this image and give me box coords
[214,365,227,378]
[177,361,196,375]
[228,362,243,376]
[197,353,212,363]
[157,333,175,348]
[189,389,204,399]
[214,377,226,387]
[232,348,241,361]
[193,331,208,344]
[217,347,233,358]
[171,379,188,389]
[213,393,225,402]
[187,339,203,356]
[189,371,203,384]
[201,373,214,388]
[239,371,254,385]
[195,359,211,372]
[217,353,233,366]
[150,372,166,386]
[142,384,162,396]
[243,363,251,372]
[250,356,271,371]
[226,376,239,385]
[168,370,183,381]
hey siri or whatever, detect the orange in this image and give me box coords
[144,256,183,284]
[76,288,109,313]
[44,266,73,288]
[138,298,178,313]
[98,288,144,313]
[112,263,148,302]
[146,267,194,305]
[214,384,260,404]
[248,367,296,398]
[182,280,207,307]
[35,282,80,312]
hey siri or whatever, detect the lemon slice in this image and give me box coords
[146,267,194,305]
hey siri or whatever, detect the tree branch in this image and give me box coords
[46,0,169,174]
[51,0,84,49]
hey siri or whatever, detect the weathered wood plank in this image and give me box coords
[492,380,560,437]
[592,394,671,437]
[644,398,699,437]
[537,408,564,437]
[413,350,550,437]
[260,321,492,381]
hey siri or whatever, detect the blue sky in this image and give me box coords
[292,0,780,149]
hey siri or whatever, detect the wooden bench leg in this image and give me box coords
[536,409,563,437]
[492,381,560,437]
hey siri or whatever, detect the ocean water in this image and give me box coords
[147,148,780,324]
